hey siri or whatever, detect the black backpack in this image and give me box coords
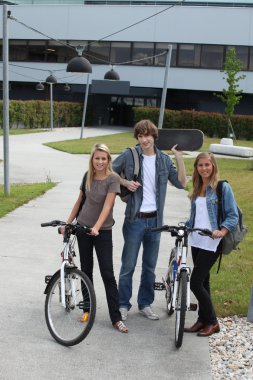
[119,147,140,203]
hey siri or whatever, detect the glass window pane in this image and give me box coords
[87,41,110,64]
[178,44,201,67]
[47,40,76,63]
[123,97,133,105]
[226,46,249,70]
[9,40,27,61]
[134,98,144,106]
[146,98,157,107]
[154,43,177,67]
[132,42,154,66]
[28,40,46,62]
[201,45,224,69]
[110,42,131,64]
[249,47,253,71]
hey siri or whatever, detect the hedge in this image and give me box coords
[0,100,91,129]
[133,107,253,140]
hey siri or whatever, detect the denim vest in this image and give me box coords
[186,182,238,231]
[112,145,184,227]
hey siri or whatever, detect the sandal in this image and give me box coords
[113,320,128,333]
[79,312,89,323]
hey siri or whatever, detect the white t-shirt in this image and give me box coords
[188,197,221,252]
[140,154,157,212]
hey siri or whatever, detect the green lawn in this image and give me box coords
[0,182,56,218]
[44,132,253,155]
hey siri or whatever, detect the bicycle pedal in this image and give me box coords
[154,282,165,291]
[190,303,197,311]
[45,275,52,284]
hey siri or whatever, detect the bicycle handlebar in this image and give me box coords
[149,224,213,237]
[41,220,91,234]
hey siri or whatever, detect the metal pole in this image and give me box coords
[3,5,10,194]
[158,44,172,129]
[80,74,90,139]
[49,83,53,130]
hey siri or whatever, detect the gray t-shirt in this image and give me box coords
[77,172,120,230]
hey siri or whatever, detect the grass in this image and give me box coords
[44,132,253,155]
[0,182,56,218]
[45,132,253,317]
[0,128,48,136]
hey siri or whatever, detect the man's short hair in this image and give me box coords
[134,119,158,140]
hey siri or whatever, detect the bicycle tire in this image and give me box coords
[165,248,176,316]
[45,268,96,346]
[175,271,187,348]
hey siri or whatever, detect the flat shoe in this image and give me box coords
[113,321,128,333]
[184,320,204,333]
[197,323,220,337]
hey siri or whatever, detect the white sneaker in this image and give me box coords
[119,307,128,321]
[139,306,159,320]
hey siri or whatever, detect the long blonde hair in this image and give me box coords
[190,152,219,200]
[86,143,113,191]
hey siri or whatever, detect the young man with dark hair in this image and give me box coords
[112,120,187,321]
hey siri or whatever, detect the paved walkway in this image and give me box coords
[0,127,212,380]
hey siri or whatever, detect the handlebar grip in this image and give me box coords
[82,226,92,234]
[199,229,213,237]
[41,222,53,227]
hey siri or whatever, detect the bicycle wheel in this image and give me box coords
[165,248,176,316]
[45,268,96,346]
[175,270,187,348]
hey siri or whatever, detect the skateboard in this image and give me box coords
[155,129,204,151]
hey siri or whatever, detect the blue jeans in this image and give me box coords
[118,217,161,310]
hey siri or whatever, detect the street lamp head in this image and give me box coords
[46,74,57,84]
[66,56,92,73]
[104,68,120,80]
[36,82,45,91]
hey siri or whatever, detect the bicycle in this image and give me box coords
[151,222,212,348]
[41,220,96,346]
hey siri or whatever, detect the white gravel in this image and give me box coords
[209,316,253,380]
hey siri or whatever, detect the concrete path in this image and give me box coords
[0,127,212,380]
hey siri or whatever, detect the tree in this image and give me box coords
[215,48,246,141]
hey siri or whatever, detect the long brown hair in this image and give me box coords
[190,152,219,199]
[86,143,113,191]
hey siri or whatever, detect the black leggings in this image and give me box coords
[76,229,121,325]
[190,246,220,325]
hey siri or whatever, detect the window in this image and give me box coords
[249,47,253,71]
[132,42,154,66]
[28,40,46,62]
[134,98,144,106]
[178,44,201,67]
[46,40,75,63]
[9,40,28,61]
[200,45,224,69]
[154,43,177,67]
[226,46,249,70]
[110,42,131,65]
[87,41,110,64]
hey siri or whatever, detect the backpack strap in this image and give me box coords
[77,171,87,218]
[216,180,228,274]
[128,147,140,181]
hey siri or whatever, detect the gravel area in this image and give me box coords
[209,316,253,379]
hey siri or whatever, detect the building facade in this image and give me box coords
[1,0,253,125]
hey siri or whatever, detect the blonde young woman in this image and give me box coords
[64,143,128,333]
[185,152,238,337]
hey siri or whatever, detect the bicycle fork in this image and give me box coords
[60,242,76,308]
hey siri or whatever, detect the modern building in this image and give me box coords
[1,0,253,126]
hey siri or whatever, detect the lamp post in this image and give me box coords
[2,4,10,194]
[66,47,92,139]
[46,74,57,131]
[158,44,172,129]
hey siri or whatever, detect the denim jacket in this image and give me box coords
[112,145,184,227]
[186,181,238,231]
